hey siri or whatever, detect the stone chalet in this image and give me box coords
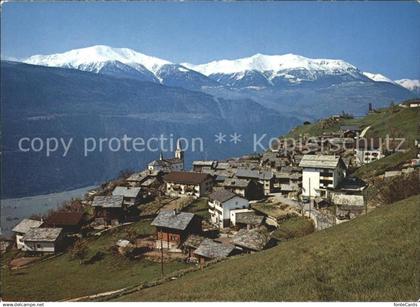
[299,155,347,198]
[12,219,43,250]
[22,228,64,254]
[232,227,271,253]
[235,168,274,195]
[91,195,128,224]
[193,238,236,264]
[151,211,202,251]
[221,178,264,200]
[163,171,213,198]
[355,138,384,165]
[112,186,144,206]
[208,189,249,228]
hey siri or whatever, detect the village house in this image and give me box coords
[12,218,43,250]
[163,171,213,198]
[112,186,144,206]
[230,210,265,229]
[192,160,218,172]
[208,189,249,228]
[231,168,275,195]
[22,228,64,254]
[126,170,161,187]
[340,125,361,138]
[221,178,264,200]
[299,155,347,198]
[44,212,85,234]
[148,140,184,172]
[193,238,236,264]
[183,234,206,259]
[91,195,126,225]
[232,227,271,253]
[151,211,202,251]
[355,138,384,165]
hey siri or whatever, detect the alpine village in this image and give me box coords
[1,99,419,301]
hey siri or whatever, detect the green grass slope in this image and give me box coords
[286,106,419,143]
[118,195,419,301]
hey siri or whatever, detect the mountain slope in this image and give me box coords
[117,194,419,301]
[1,61,298,198]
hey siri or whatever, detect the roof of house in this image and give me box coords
[209,189,239,203]
[340,125,360,131]
[45,212,84,227]
[151,211,196,231]
[112,186,142,198]
[163,171,211,185]
[183,234,206,249]
[235,212,264,226]
[335,176,367,191]
[232,228,270,251]
[332,194,364,206]
[12,219,43,234]
[222,178,251,188]
[236,168,260,179]
[23,228,62,242]
[193,160,217,167]
[193,238,235,259]
[299,155,343,169]
[91,195,124,208]
[126,172,148,182]
[141,178,158,187]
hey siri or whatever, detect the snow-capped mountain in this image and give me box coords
[362,72,396,84]
[395,79,420,94]
[24,45,215,90]
[25,45,170,74]
[183,53,367,88]
[20,45,416,117]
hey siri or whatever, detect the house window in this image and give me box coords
[36,244,41,249]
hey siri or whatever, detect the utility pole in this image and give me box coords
[160,229,164,278]
[308,178,312,217]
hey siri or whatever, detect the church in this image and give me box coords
[148,139,184,172]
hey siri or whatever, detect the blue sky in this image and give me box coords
[2,2,419,79]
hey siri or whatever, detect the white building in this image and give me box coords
[208,189,249,228]
[12,219,43,250]
[22,228,63,253]
[355,138,384,165]
[299,155,347,198]
[163,171,213,198]
[148,140,184,172]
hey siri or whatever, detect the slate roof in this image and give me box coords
[223,178,250,188]
[163,171,211,185]
[91,195,124,208]
[23,228,62,242]
[236,168,260,179]
[112,186,141,198]
[209,189,238,203]
[193,238,235,259]
[232,228,270,251]
[340,125,361,131]
[235,212,264,226]
[332,194,364,206]
[299,155,343,169]
[193,160,217,167]
[151,211,196,231]
[45,212,84,227]
[336,176,367,191]
[12,219,43,234]
[183,234,206,249]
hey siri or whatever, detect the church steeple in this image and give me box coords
[175,139,184,161]
[159,151,164,160]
